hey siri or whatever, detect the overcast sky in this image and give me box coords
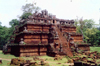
[0,0,100,27]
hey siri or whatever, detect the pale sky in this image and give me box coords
[0,0,100,27]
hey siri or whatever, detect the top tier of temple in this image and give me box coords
[19,10,74,25]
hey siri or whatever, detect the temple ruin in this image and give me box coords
[4,10,90,57]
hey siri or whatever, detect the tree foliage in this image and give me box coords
[9,19,19,27]
[77,19,94,32]
[75,18,94,40]
[20,3,40,20]
[0,22,1,26]
[0,26,11,49]
[22,3,40,13]
[20,13,32,19]
[0,19,19,49]
[84,28,99,45]
[75,18,100,46]
[95,31,100,46]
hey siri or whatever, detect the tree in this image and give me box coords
[75,18,94,42]
[9,19,19,39]
[0,19,20,49]
[84,28,99,45]
[97,27,100,31]
[9,19,19,27]
[20,12,32,20]
[0,22,1,26]
[84,19,94,28]
[0,26,10,49]
[95,31,100,46]
[22,3,40,13]
[78,19,94,32]
[20,3,40,20]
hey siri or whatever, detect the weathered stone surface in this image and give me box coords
[5,9,90,57]
[10,58,26,65]
[0,60,2,64]
[54,55,62,60]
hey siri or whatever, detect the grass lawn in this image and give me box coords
[0,50,18,59]
[0,50,70,66]
[90,47,100,52]
[0,60,10,66]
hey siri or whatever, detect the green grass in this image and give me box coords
[0,50,70,66]
[26,56,69,66]
[0,60,10,66]
[0,50,18,59]
[0,47,100,66]
[90,47,100,52]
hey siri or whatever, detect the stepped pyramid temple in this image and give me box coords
[4,10,90,57]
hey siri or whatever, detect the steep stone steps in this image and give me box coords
[55,25,73,57]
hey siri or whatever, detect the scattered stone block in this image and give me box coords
[68,59,73,63]
[0,60,2,64]
[30,62,40,66]
[90,63,97,66]
[57,63,61,64]
[26,60,30,64]
[10,58,26,66]
[33,56,40,61]
[81,57,87,62]
[54,55,62,60]
[41,60,45,65]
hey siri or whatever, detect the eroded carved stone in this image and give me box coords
[23,27,28,32]
[19,38,24,44]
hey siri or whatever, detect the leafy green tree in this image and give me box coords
[84,19,94,28]
[20,13,32,19]
[9,19,19,27]
[9,19,19,39]
[20,3,40,20]
[84,28,99,45]
[0,19,19,49]
[22,3,40,13]
[0,26,10,49]
[94,31,100,46]
[97,27,100,31]
[75,18,94,42]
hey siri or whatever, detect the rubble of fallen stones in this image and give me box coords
[10,58,26,66]
[33,56,40,61]
[40,60,49,66]
[33,56,47,61]
[66,51,100,65]
[10,57,50,66]
[54,55,63,60]
[9,57,50,66]
[7,51,100,66]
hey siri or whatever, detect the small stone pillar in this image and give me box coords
[23,27,28,32]
[19,38,24,44]
[33,19,34,22]
[34,20,37,23]
[55,32,58,38]
[60,44,63,52]
[48,20,51,23]
[51,20,53,24]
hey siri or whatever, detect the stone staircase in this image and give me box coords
[55,25,73,57]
